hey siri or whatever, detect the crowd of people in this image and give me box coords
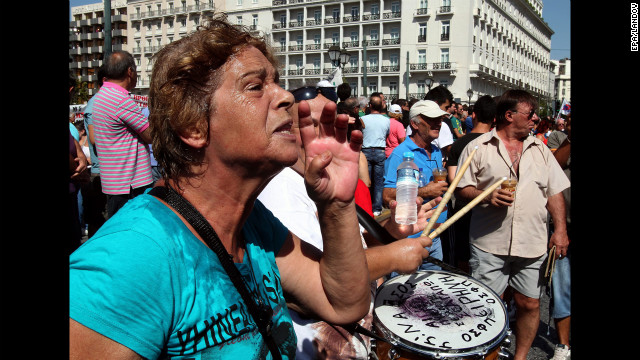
[68,13,572,360]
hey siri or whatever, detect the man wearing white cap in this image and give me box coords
[385,104,406,158]
[383,100,450,270]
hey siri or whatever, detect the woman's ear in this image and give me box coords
[178,125,208,149]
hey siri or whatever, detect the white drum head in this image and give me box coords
[374,270,508,358]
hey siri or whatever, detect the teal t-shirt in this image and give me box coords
[70,193,297,359]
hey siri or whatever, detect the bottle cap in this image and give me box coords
[403,151,414,159]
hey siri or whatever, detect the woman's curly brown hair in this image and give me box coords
[148,13,278,184]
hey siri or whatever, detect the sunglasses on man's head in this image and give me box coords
[291,86,319,102]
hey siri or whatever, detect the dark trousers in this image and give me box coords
[106,183,154,219]
[362,148,386,213]
[82,174,108,237]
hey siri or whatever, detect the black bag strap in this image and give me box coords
[149,186,282,360]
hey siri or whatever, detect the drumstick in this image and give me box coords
[423,177,506,239]
[422,146,478,236]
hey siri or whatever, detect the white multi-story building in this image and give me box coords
[69,1,129,96]
[551,57,570,102]
[70,0,554,103]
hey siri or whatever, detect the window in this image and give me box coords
[253,14,258,27]
[280,14,286,26]
[441,20,450,40]
[237,16,243,25]
[418,49,426,64]
[314,34,321,44]
[370,29,378,40]
[390,54,399,66]
[371,4,379,15]
[349,55,358,68]
[418,80,426,94]
[332,32,339,44]
[440,48,450,63]
[332,9,340,20]
[351,31,359,42]
[351,6,359,18]
[368,82,377,94]
[368,55,378,67]
[297,12,303,23]
[391,2,400,13]
[391,27,399,39]
[419,0,428,9]
[390,81,398,95]
[313,58,321,69]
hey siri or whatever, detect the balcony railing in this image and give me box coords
[289,21,303,28]
[325,17,340,24]
[381,65,400,72]
[441,33,450,41]
[305,69,321,75]
[416,8,429,15]
[306,19,322,26]
[362,39,380,46]
[362,14,380,21]
[382,38,401,45]
[418,35,426,42]
[288,69,304,75]
[288,44,303,51]
[438,6,452,14]
[306,43,321,50]
[409,62,454,71]
[383,11,401,19]
[343,15,360,22]
[361,66,379,73]
[342,40,359,48]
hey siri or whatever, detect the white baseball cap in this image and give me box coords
[388,104,402,114]
[409,100,449,120]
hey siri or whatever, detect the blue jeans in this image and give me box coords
[551,249,571,318]
[362,148,386,213]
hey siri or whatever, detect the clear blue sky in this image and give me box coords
[70,0,570,60]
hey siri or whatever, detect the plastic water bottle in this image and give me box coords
[418,168,429,187]
[395,152,419,225]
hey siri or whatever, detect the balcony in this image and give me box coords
[342,40,360,48]
[440,33,450,41]
[272,22,286,29]
[306,19,322,26]
[361,66,379,73]
[305,68,321,75]
[382,38,401,46]
[289,21,303,28]
[362,14,380,21]
[438,6,453,15]
[415,8,431,17]
[324,17,341,24]
[342,66,359,74]
[288,44,304,51]
[362,39,380,47]
[409,62,456,72]
[381,65,400,72]
[383,11,401,19]
[306,43,321,50]
[343,15,360,23]
[273,0,286,5]
[418,35,426,43]
[288,69,304,76]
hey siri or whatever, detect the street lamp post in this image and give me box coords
[426,78,433,91]
[328,45,350,68]
[467,88,473,105]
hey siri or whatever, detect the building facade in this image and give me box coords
[70,0,554,104]
[551,57,570,102]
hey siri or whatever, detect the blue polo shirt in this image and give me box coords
[383,136,448,235]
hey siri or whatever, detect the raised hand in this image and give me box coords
[298,100,363,205]
[384,196,443,239]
